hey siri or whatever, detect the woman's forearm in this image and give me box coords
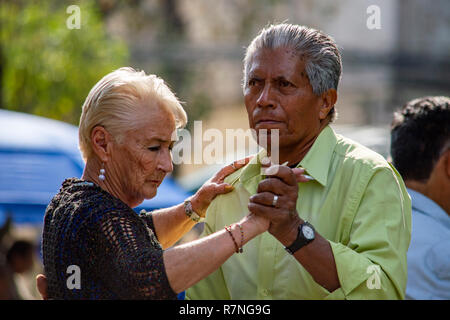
[163,215,264,293]
[151,202,197,249]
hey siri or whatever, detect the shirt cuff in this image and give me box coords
[327,240,376,298]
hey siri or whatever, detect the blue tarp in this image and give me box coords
[0,109,192,225]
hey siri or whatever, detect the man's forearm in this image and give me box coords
[277,218,341,293]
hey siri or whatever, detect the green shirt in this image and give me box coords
[186,125,411,300]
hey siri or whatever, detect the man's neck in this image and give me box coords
[405,180,428,197]
[277,136,317,167]
[406,180,450,216]
[269,121,329,167]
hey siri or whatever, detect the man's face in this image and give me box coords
[244,47,324,150]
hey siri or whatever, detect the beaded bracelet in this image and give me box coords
[225,224,244,253]
[237,223,244,253]
[225,225,239,253]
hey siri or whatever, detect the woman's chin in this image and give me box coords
[142,186,158,199]
[129,184,158,207]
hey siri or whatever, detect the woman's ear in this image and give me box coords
[91,126,112,163]
[319,88,337,120]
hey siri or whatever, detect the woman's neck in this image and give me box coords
[82,158,138,208]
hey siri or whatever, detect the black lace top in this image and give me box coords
[42,178,177,300]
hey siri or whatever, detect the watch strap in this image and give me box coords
[285,221,315,255]
[183,200,204,223]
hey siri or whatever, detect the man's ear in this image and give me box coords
[319,88,337,120]
[91,126,113,163]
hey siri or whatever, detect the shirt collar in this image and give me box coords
[407,188,450,229]
[239,125,337,194]
[298,125,337,187]
[239,148,267,195]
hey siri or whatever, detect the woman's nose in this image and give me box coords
[157,149,173,173]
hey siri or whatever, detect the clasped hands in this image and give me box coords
[195,157,312,245]
[248,164,311,245]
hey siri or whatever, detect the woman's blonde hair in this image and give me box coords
[78,67,187,162]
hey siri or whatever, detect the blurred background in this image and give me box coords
[0,0,449,299]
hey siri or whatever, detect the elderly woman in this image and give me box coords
[41,67,269,299]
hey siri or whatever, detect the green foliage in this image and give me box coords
[0,0,128,124]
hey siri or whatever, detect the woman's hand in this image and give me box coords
[190,156,253,217]
[36,274,48,300]
[242,213,270,235]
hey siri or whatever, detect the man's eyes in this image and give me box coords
[248,78,260,86]
[278,78,297,88]
[279,80,292,87]
[248,78,294,88]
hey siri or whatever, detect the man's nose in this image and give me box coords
[256,83,276,108]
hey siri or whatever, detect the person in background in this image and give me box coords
[390,96,450,300]
[0,240,35,299]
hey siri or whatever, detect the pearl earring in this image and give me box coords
[99,164,106,181]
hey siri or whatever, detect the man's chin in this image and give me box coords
[255,132,288,148]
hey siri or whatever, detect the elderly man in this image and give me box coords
[186,23,411,300]
[390,96,450,300]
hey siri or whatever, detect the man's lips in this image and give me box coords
[255,119,284,126]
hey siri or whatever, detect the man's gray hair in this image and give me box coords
[243,23,342,122]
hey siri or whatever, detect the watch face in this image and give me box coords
[302,225,315,240]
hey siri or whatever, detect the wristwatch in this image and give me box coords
[183,200,204,223]
[285,221,315,255]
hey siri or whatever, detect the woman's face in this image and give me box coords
[108,105,176,207]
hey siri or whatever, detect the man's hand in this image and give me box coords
[36,274,48,300]
[248,165,309,245]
